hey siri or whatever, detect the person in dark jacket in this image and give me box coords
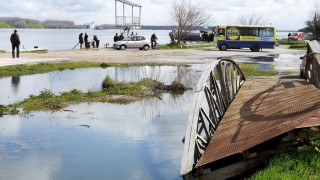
[79,33,84,49]
[119,33,124,40]
[84,33,89,48]
[114,33,119,42]
[151,33,158,49]
[10,29,20,58]
[93,35,99,48]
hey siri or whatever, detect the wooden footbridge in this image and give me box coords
[180,41,320,179]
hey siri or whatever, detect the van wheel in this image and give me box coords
[220,44,227,51]
[120,45,126,50]
[143,45,150,51]
[252,44,260,52]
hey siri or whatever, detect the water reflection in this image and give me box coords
[0,91,193,180]
[11,76,20,94]
[0,65,206,105]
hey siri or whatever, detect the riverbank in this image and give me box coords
[0,46,305,73]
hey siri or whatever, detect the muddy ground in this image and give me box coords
[0,45,305,73]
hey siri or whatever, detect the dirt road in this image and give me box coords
[0,46,305,73]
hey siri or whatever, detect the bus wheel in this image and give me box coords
[252,44,260,52]
[220,44,227,51]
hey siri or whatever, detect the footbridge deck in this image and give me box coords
[181,41,320,179]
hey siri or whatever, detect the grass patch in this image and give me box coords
[0,62,109,78]
[278,39,307,50]
[7,77,184,113]
[0,62,193,79]
[159,43,212,50]
[239,64,279,76]
[250,134,320,179]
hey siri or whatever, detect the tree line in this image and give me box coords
[0,17,83,29]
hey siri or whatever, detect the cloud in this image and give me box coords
[0,0,316,29]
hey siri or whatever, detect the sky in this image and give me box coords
[0,0,317,30]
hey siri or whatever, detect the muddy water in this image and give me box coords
[0,64,207,105]
[0,92,192,180]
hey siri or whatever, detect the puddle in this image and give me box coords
[0,64,208,105]
[0,92,192,180]
[252,54,303,63]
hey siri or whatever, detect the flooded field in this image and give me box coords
[0,53,304,179]
[0,64,207,105]
[0,92,191,180]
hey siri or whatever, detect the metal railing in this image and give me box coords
[180,59,246,178]
[116,16,140,28]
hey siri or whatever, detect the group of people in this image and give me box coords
[113,32,158,49]
[113,33,124,42]
[78,33,100,49]
[8,29,160,59]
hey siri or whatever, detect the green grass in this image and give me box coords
[278,39,306,45]
[0,78,162,114]
[159,43,213,50]
[239,64,283,76]
[250,134,320,180]
[0,62,193,79]
[0,62,107,78]
[278,39,307,50]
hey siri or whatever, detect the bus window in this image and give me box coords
[259,28,274,37]
[266,28,274,37]
[240,27,251,36]
[251,28,259,36]
[219,28,225,36]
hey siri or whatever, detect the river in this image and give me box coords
[0,29,290,51]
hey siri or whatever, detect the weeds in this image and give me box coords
[159,43,212,50]
[250,134,320,179]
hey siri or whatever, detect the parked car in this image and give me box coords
[113,35,151,50]
[289,32,305,40]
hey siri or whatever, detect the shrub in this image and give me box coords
[102,76,115,88]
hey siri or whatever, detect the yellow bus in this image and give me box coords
[214,25,276,52]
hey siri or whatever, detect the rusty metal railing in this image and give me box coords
[180,59,246,178]
[303,40,320,89]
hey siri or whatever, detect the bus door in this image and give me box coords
[214,26,225,47]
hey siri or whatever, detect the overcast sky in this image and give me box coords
[0,0,317,30]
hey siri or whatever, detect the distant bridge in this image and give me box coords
[180,41,320,179]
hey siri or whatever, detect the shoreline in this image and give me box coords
[0,46,305,73]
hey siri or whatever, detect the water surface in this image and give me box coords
[0,64,207,105]
[0,92,192,180]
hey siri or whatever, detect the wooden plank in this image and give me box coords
[210,71,226,115]
[217,62,230,107]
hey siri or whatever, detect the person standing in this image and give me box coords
[119,33,124,40]
[84,33,89,48]
[151,33,158,49]
[93,35,99,48]
[113,33,119,42]
[10,29,20,58]
[79,33,84,49]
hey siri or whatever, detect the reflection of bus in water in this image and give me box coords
[214,25,276,52]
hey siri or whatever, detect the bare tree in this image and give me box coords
[169,0,214,44]
[236,12,265,25]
